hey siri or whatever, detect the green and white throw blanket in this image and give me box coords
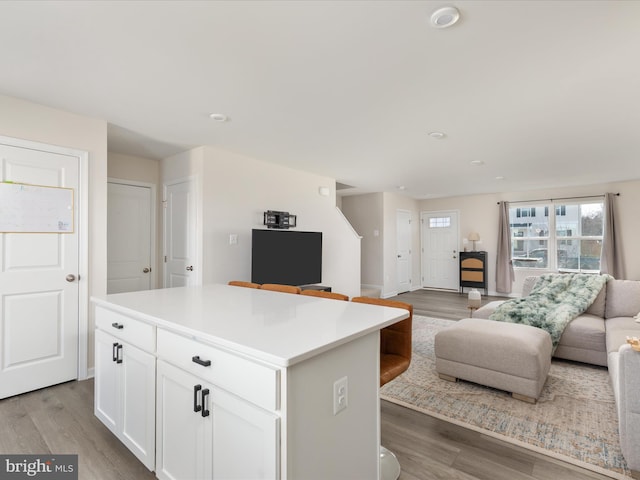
[489,273,611,350]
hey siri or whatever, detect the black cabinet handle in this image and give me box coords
[192,355,211,367]
[116,344,123,364]
[111,322,124,330]
[201,388,210,417]
[193,385,202,413]
[112,342,119,362]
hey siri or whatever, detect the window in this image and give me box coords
[510,201,603,272]
[429,217,451,228]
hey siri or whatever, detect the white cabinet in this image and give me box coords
[93,285,404,479]
[94,311,155,470]
[156,359,279,480]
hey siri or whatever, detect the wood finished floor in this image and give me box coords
[0,290,613,480]
[387,288,510,320]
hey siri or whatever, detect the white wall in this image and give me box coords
[340,193,384,290]
[0,94,108,370]
[419,179,640,295]
[162,146,361,298]
[341,192,421,298]
[108,152,163,287]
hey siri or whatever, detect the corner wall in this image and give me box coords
[341,192,421,298]
[0,94,108,371]
[419,179,640,295]
[161,146,361,298]
[340,193,384,292]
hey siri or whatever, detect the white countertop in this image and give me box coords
[92,284,409,367]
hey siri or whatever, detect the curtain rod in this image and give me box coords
[496,193,620,205]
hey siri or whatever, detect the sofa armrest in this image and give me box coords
[614,344,640,471]
[473,300,505,319]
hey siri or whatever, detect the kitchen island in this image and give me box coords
[92,284,408,479]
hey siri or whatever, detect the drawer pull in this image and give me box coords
[111,322,124,330]
[192,355,212,367]
[201,388,210,417]
[193,384,202,413]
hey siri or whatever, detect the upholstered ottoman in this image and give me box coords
[434,318,552,403]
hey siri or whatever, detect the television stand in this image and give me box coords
[299,284,331,292]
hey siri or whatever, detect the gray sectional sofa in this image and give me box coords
[474,276,640,478]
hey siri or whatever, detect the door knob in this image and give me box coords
[186,266,194,271]
[66,274,76,282]
[143,267,150,273]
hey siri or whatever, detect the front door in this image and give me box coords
[108,181,153,294]
[0,141,80,398]
[421,210,459,290]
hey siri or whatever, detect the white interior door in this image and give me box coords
[396,210,411,294]
[108,181,153,294]
[164,178,197,288]
[0,142,80,399]
[421,211,459,290]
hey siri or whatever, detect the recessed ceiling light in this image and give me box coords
[209,113,228,122]
[470,160,484,166]
[428,131,446,139]
[430,6,460,29]
[495,176,505,180]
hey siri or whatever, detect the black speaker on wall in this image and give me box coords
[263,210,297,229]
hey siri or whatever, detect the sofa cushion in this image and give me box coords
[473,300,504,319]
[605,279,640,319]
[521,276,539,297]
[585,282,607,317]
[605,316,640,354]
[557,314,606,353]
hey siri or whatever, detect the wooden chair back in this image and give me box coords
[351,296,413,387]
[301,290,349,301]
[260,284,302,294]
[228,281,261,289]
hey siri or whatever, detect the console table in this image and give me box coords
[92,284,407,479]
[459,251,488,295]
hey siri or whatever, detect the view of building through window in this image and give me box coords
[510,201,603,271]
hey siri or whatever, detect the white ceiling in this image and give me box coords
[1,0,639,198]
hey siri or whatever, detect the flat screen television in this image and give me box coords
[251,229,322,286]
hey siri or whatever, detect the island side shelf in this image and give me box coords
[92,284,408,479]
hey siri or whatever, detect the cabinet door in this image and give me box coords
[156,360,213,480]
[94,329,120,435]
[95,329,156,470]
[212,388,280,480]
[120,342,155,469]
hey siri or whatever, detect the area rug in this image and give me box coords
[380,316,632,479]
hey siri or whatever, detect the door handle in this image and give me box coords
[193,384,202,413]
[66,274,76,282]
[143,267,151,273]
[201,388,210,417]
[186,266,194,271]
[112,343,119,362]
